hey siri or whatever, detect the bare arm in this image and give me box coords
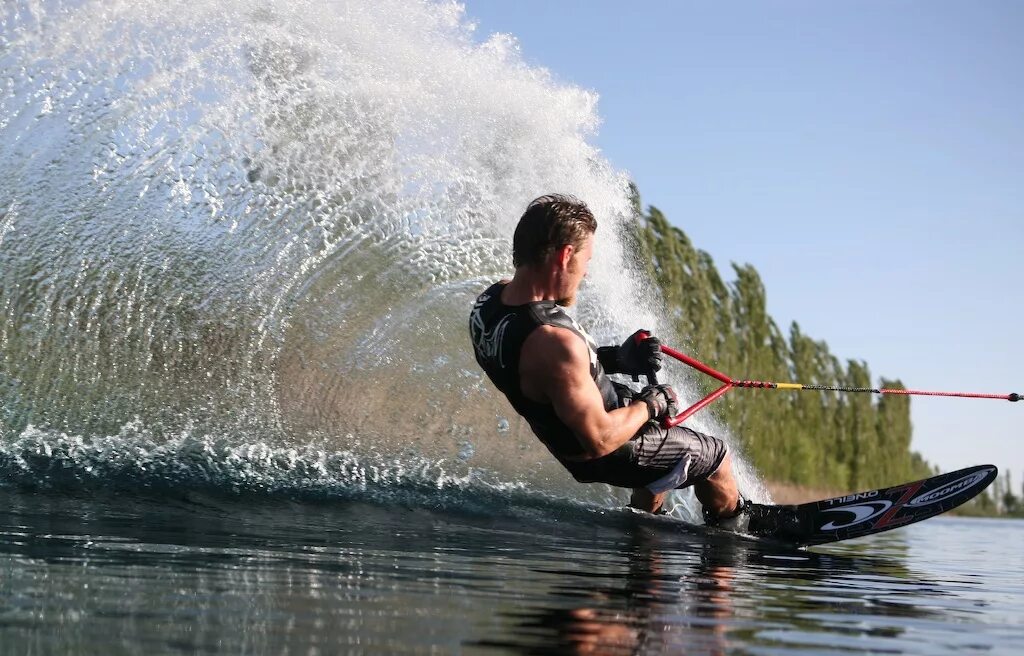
[520,325,651,459]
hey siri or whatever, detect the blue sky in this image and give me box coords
[462,1,1023,491]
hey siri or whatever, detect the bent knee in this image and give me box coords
[629,488,666,513]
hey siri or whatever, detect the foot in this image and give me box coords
[703,497,749,533]
[705,500,807,541]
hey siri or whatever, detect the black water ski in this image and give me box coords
[733,464,998,547]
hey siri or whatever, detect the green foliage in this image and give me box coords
[629,188,1019,518]
[955,473,1024,518]
[628,191,938,492]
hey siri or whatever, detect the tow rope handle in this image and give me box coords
[633,331,1019,429]
[635,330,731,428]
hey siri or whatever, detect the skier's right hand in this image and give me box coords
[636,384,679,421]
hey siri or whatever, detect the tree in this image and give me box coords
[625,184,953,493]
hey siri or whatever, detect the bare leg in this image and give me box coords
[693,453,741,518]
[631,453,740,517]
[629,487,666,513]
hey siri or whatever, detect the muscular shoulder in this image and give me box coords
[519,325,589,401]
[524,324,586,360]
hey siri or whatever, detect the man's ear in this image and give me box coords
[556,244,575,269]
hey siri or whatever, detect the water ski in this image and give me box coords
[716,464,998,547]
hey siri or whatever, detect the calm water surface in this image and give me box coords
[1,489,1021,655]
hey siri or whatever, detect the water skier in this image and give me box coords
[469,194,744,523]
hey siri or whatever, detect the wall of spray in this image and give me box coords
[0,0,764,513]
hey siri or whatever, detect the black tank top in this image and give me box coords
[468,281,621,460]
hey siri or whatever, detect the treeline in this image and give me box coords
[625,186,934,491]
[958,471,1024,518]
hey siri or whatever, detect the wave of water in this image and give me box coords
[0,422,597,519]
[0,0,765,515]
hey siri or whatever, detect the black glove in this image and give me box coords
[636,384,679,421]
[597,330,662,377]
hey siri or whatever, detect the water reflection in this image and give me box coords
[1,489,1019,654]
[482,514,958,655]
[521,528,740,655]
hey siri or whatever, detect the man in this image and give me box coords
[469,194,744,522]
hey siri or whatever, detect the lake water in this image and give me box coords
[2,488,1021,655]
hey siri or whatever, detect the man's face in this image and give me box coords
[556,235,593,307]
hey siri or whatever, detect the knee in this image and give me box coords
[698,455,740,516]
[629,488,665,513]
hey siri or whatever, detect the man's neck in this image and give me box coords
[501,269,555,306]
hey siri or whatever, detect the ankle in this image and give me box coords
[724,495,746,517]
[703,495,746,524]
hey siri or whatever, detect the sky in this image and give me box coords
[461,1,1023,490]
